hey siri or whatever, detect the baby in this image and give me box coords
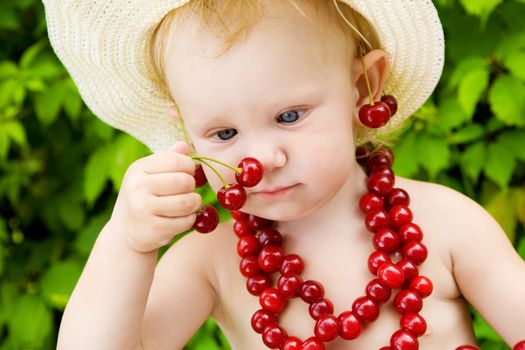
[44,0,525,349]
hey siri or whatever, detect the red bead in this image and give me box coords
[236,157,263,188]
[393,289,423,314]
[247,274,272,296]
[300,280,325,303]
[192,164,207,187]
[389,205,413,228]
[262,323,287,348]
[302,337,325,350]
[368,251,392,275]
[231,210,248,220]
[385,188,410,209]
[260,287,286,313]
[248,214,273,229]
[409,276,433,298]
[381,94,398,116]
[400,313,427,337]
[240,255,261,277]
[365,209,390,232]
[514,341,525,350]
[396,259,419,283]
[314,314,340,342]
[456,346,479,350]
[402,241,428,265]
[233,219,254,238]
[359,192,384,213]
[255,227,283,246]
[390,329,418,350]
[237,235,261,258]
[309,298,334,320]
[359,101,391,129]
[397,223,423,244]
[338,311,362,340]
[282,336,302,350]
[352,296,379,322]
[366,278,392,304]
[277,273,303,299]
[217,184,247,210]
[280,254,305,275]
[377,263,405,289]
[367,172,395,196]
[258,245,285,273]
[193,205,219,233]
[373,228,401,253]
[251,309,277,334]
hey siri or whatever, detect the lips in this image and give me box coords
[252,184,298,196]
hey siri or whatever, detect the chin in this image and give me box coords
[242,200,318,221]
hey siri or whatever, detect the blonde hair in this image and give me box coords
[149,0,389,147]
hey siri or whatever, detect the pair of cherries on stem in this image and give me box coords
[191,157,264,233]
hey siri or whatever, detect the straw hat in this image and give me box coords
[42,0,444,153]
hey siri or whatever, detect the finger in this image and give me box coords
[147,172,196,196]
[140,149,196,175]
[151,192,202,218]
[153,213,197,245]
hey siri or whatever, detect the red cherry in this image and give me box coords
[514,341,525,350]
[385,188,410,209]
[314,314,340,342]
[359,101,391,128]
[192,164,207,187]
[390,329,418,350]
[393,289,423,314]
[456,346,479,350]
[282,337,302,350]
[366,279,392,304]
[338,311,362,340]
[193,205,219,233]
[367,148,395,172]
[389,205,413,228]
[396,259,419,283]
[356,143,372,166]
[409,276,433,298]
[248,214,273,229]
[381,94,398,116]
[251,309,277,334]
[377,263,405,289]
[239,255,261,277]
[309,298,334,320]
[246,274,272,296]
[277,273,303,299]
[237,235,260,258]
[233,219,254,238]
[359,192,384,213]
[367,172,395,196]
[365,209,390,232]
[262,323,287,348]
[400,313,427,337]
[397,223,423,244]
[373,228,401,253]
[300,280,325,303]
[280,254,305,275]
[260,287,286,313]
[368,251,392,275]
[352,296,379,322]
[218,184,247,210]
[379,347,392,350]
[236,157,263,187]
[258,245,285,273]
[371,165,395,179]
[255,227,283,246]
[302,337,325,350]
[402,241,428,265]
[230,210,248,220]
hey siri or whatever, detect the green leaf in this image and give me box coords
[458,66,490,118]
[0,79,17,109]
[484,190,516,241]
[488,74,525,126]
[504,50,525,81]
[449,124,485,144]
[0,126,10,161]
[8,294,53,348]
[392,131,419,177]
[448,56,488,90]
[74,213,110,257]
[109,134,150,190]
[0,3,18,30]
[459,0,503,20]
[57,198,85,231]
[84,144,114,207]
[4,121,27,148]
[496,130,525,161]
[19,40,47,69]
[484,141,516,189]
[63,80,83,121]
[34,80,67,126]
[40,260,83,310]
[460,141,486,181]
[0,61,18,80]
[415,134,451,179]
[518,238,525,260]
[437,97,469,131]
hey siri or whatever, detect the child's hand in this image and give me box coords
[108,141,201,253]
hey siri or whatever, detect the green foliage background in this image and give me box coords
[0,0,524,349]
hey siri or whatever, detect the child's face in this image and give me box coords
[164,2,367,220]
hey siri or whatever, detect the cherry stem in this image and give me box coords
[192,155,242,174]
[359,47,375,106]
[173,101,194,155]
[198,158,229,189]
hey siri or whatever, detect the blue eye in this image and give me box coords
[215,128,238,141]
[277,109,304,124]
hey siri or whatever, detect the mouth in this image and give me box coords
[252,184,299,199]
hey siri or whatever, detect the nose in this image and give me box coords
[245,141,287,173]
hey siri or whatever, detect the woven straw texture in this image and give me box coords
[43,0,444,153]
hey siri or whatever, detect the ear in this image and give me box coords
[351,49,389,111]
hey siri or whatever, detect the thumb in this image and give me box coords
[169,141,190,155]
